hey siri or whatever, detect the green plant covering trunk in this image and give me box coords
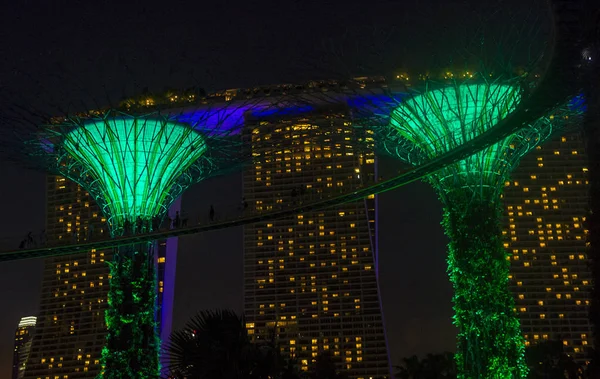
[100,242,160,379]
[379,80,579,379]
[442,189,527,379]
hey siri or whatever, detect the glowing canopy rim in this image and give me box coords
[386,82,559,192]
[60,116,207,229]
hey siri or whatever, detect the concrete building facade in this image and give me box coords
[504,131,592,361]
[243,105,389,379]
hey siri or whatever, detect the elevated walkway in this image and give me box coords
[0,90,565,262]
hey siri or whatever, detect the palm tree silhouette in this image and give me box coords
[163,309,298,379]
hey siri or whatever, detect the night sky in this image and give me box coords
[0,0,551,376]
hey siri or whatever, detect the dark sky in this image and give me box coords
[0,0,551,376]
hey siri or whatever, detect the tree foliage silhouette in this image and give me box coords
[525,340,586,379]
[163,309,298,379]
[309,350,348,379]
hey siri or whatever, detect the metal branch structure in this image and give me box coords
[368,78,582,378]
[49,113,209,232]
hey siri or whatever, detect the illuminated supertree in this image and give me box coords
[373,78,580,378]
[39,112,209,378]
[12,97,261,379]
[9,86,377,378]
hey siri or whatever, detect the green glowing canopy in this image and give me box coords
[388,83,554,191]
[62,116,206,226]
[390,83,521,157]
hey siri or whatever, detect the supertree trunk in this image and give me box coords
[101,242,160,379]
[442,188,527,379]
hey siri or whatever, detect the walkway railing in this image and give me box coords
[0,106,577,262]
[0,0,581,264]
[0,179,379,261]
[0,80,581,262]
[0,72,569,262]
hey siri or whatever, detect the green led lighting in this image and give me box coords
[391,83,520,153]
[388,83,555,193]
[443,190,528,379]
[62,116,207,231]
[102,243,160,379]
[383,81,567,378]
[45,113,209,379]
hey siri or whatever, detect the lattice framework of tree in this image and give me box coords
[50,113,208,233]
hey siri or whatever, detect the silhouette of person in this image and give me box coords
[40,229,47,246]
[152,216,160,231]
[209,205,215,222]
[241,197,248,213]
[27,232,35,248]
[136,216,143,233]
[174,211,181,228]
[124,218,132,235]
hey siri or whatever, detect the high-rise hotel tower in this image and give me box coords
[242,100,389,379]
[504,131,592,361]
[12,316,36,379]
